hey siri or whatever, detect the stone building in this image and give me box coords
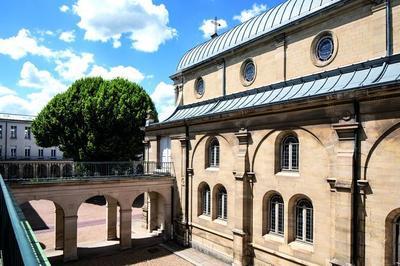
[0,113,62,160]
[145,0,400,265]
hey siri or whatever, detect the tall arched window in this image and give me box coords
[281,135,299,171]
[269,195,284,235]
[394,217,400,264]
[296,199,313,243]
[208,138,220,168]
[217,186,227,220]
[202,184,211,216]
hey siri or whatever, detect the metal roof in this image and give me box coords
[0,113,35,122]
[175,0,345,73]
[161,55,400,124]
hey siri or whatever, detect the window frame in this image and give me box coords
[269,194,284,236]
[201,185,211,216]
[208,138,220,168]
[10,125,17,139]
[240,58,257,86]
[280,135,299,172]
[194,77,205,98]
[24,147,31,158]
[24,126,31,139]
[217,186,227,221]
[295,199,313,243]
[394,217,400,265]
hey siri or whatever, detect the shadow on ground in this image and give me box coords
[20,202,49,230]
[49,235,169,265]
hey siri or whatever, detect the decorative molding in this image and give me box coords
[232,228,246,236]
[332,122,359,141]
[187,168,194,176]
[235,128,250,145]
[357,179,370,195]
[326,177,352,192]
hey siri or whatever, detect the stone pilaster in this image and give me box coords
[232,129,251,266]
[119,208,132,249]
[63,215,78,262]
[106,197,118,240]
[55,205,64,250]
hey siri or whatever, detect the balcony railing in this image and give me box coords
[0,156,65,161]
[0,174,50,265]
[0,161,174,182]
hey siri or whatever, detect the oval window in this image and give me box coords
[244,61,256,82]
[316,35,334,62]
[195,77,204,97]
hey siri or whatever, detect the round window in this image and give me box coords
[316,35,334,61]
[195,77,204,97]
[244,61,256,82]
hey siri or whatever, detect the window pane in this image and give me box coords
[296,206,303,239]
[278,203,284,234]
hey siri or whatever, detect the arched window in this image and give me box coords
[208,138,220,168]
[201,184,211,216]
[394,217,400,264]
[217,186,227,220]
[296,199,313,243]
[269,195,284,235]
[281,135,299,171]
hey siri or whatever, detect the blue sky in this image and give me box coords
[0,0,285,120]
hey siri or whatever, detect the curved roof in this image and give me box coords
[160,55,400,124]
[175,0,345,74]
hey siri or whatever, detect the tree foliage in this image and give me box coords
[32,77,157,161]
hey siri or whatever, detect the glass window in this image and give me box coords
[10,126,17,139]
[217,186,227,220]
[24,147,31,158]
[195,77,205,96]
[51,149,56,158]
[25,127,31,139]
[0,125,2,139]
[281,135,299,171]
[38,149,44,158]
[269,195,284,235]
[316,35,334,62]
[10,146,17,158]
[208,138,220,168]
[296,199,313,243]
[243,61,255,82]
[394,217,400,265]
[202,184,211,216]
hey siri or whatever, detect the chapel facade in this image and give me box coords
[145,0,400,265]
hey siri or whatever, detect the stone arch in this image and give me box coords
[287,194,313,242]
[251,127,325,172]
[212,183,228,220]
[190,133,234,169]
[262,190,283,235]
[385,208,400,265]
[364,122,400,180]
[144,191,167,232]
[23,164,34,178]
[50,164,61,177]
[9,164,19,179]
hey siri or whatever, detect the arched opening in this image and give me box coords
[62,164,73,177]
[262,191,284,236]
[198,182,211,217]
[206,137,220,168]
[9,164,19,179]
[50,164,61,177]
[76,195,120,255]
[37,164,47,178]
[20,199,65,258]
[131,192,166,247]
[212,184,227,221]
[23,164,34,178]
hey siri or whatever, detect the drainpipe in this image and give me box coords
[4,121,7,160]
[352,100,361,265]
[222,59,226,96]
[184,123,189,229]
[386,0,393,57]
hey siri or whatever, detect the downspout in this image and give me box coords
[386,0,393,57]
[352,100,361,265]
[222,59,226,96]
[184,123,190,231]
[4,121,7,160]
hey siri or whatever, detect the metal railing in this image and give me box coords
[0,156,65,161]
[1,161,174,182]
[0,175,50,265]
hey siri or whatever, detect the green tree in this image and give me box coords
[32,77,157,161]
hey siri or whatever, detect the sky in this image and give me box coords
[0,0,285,121]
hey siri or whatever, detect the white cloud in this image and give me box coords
[72,0,177,52]
[199,19,228,39]
[59,30,76,43]
[88,65,145,83]
[0,29,53,59]
[18,61,66,94]
[150,82,175,121]
[233,3,267,23]
[54,50,94,81]
[0,85,16,96]
[60,5,70,12]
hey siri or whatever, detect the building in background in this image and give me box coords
[0,113,63,160]
[145,0,400,265]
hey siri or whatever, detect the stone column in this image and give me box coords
[147,192,158,232]
[63,215,78,262]
[232,129,251,266]
[106,197,118,240]
[119,208,132,250]
[55,205,64,250]
[142,192,148,229]
[329,121,359,265]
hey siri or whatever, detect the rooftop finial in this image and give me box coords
[211,16,221,39]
